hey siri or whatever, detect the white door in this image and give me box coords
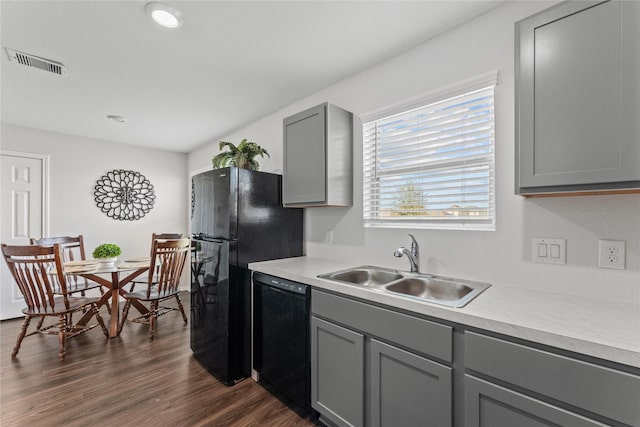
[0,152,47,320]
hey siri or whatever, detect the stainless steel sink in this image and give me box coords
[385,278,472,301]
[318,265,490,308]
[319,267,403,287]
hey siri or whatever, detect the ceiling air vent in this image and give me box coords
[5,48,67,76]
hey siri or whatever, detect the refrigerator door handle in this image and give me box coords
[193,237,226,244]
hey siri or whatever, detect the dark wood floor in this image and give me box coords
[0,293,317,426]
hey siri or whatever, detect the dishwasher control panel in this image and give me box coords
[253,272,308,295]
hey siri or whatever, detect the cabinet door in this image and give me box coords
[283,104,326,205]
[465,331,640,426]
[516,0,640,191]
[465,375,607,427]
[370,339,452,427]
[311,316,365,427]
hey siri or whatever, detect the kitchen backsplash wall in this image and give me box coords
[189,1,639,302]
[2,124,190,287]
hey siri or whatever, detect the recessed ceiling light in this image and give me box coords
[106,115,127,123]
[146,2,183,29]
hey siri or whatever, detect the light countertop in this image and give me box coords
[249,256,640,369]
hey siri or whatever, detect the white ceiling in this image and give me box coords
[1,1,502,153]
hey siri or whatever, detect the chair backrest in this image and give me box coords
[147,238,190,298]
[30,235,86,263]
[1,244,69,313]
[149,233,182,256]
[31,235,88,288]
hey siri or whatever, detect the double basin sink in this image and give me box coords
[318,266,491,308]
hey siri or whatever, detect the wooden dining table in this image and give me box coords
[74,261,150,337]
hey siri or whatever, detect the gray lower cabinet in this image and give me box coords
[311,316,365,427]
[370,339,452,427]
[465,331,640,426]
[515,0,640,194]
[465,375,606,427]
[311,290,453,427]
[308,290,640,427]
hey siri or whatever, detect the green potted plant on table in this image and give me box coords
[212,138,270,170]
[92,243,122,266]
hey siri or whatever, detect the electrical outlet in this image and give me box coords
[598,240,625,269]
[324,230,334,244]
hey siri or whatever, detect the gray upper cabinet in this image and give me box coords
[515,0,640,195]
[283,103,353,207]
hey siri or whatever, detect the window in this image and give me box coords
[362,72,497,230]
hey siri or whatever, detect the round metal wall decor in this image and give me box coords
[191,178,195,219]
[94,169,156,221]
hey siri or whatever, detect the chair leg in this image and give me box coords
[117,300,132,335]
[66,313,74,331]
[35,316,45,331]
[12,316,32,358]
[58,315,67,362]
[92,304,109,338]
[149,301,157,341]
[176,294,188,324]
[129,283,136,292]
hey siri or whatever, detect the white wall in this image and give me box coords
[2,124,189,270]
[188,1,640,302]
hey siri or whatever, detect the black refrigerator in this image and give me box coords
[190,167,303,385]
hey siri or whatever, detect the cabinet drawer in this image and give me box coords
[312,290,452,363]
[465,375,606,427]
[465,332,640,426]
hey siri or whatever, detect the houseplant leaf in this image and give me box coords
[212,139,270,170]
[92,243,122,259]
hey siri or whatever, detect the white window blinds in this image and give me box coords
[362,73,497,230]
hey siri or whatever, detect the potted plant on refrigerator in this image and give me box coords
[92,243,122,266]
[212,139,270,170]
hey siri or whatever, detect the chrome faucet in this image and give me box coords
[394,234,420,273]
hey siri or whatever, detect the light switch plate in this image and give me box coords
[532,238,566,265]
[598,240,625,269]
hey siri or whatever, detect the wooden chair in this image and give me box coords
[118,238,190,340]
[129,233,183,292]
[30,235,108,330]
[1,243,108,362]
[30,235,105,296]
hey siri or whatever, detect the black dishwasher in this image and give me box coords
[253,272,311,412]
